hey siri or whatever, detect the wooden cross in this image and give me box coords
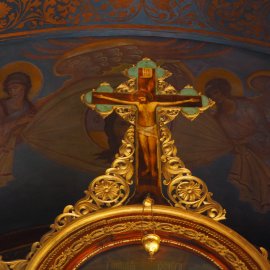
[82,61,202,201]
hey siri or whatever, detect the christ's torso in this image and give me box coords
[137,102,157,127]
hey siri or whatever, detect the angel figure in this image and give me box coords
[172,72,270,213]
[0,62,52,186]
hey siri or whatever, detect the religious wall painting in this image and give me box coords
[247,70,270,123]
[171,68,270,214]
[0,38,144,187]
[1,37,269,214]
[40,39,270,214]
[85,109,129,163]
[1,25,270,266]
[24,37,230,85]
[0,61,44,186]
[0,59,100,187]
[22,76,118,174]
[0,60,107,187]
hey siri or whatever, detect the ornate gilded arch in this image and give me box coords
[24,205,269,270]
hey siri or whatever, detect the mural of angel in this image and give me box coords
[206,78,270,212]
[247,71,270,123]
[205,78,270,157]
[17,38,230,176]
[0,62,43,185]
[3,40,268,214]
[0,54,133,191]
[172,69,270,213]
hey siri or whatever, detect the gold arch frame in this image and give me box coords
[25,205,269,270]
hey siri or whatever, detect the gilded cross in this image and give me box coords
[82,58,210,202]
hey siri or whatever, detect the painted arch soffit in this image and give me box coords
[0,1,270,53]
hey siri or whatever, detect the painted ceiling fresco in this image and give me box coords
[0,0,270,261]
[0,0,270,53]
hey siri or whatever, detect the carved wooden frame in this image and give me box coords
[24,205,269,270]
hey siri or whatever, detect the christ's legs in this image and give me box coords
[138,133,150,176]
[148,136,157,177]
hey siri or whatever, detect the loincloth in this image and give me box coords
[137,124,158,138]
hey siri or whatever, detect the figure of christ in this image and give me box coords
[92,91,200,178]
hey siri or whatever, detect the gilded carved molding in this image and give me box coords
[0,259,28,270]
[159,124,226,221]
[155,76,225,221]
[23,206,270,270]
[1,206,269,269]
[43,221,233,270]
[115,78,137,124]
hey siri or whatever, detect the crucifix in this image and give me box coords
[82,58,207,202]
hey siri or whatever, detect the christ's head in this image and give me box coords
[137,90,154,103]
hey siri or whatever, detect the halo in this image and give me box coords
[195,68,243,96]
[247,70,270,92]
[0,61,43,99]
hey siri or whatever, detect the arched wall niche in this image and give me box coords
[26,205,269,270]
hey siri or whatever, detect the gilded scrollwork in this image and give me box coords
[15,124,136,259]
[156,79,176,95]
[40,218,253,270]
[259,247,269,261]
[159,125,191,183]
[156,76,183,124]
[167,175,226,221]
[158,107,181,126]
[114,78,137,124]
[89,176,129,205]
[11,206,267,269]
[159,125,226,221]
[0,241,42,270]
[0,257,28,270]
[116,78,136,93]
[114,106,136,125]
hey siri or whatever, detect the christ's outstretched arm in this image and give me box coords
[94,94,138,106]
[155,97,200,107]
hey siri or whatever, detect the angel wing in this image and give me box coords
[170,110,233,168]
[170,107,270,213]
[22,75,125,174]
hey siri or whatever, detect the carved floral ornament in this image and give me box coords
[1,205,268,270]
